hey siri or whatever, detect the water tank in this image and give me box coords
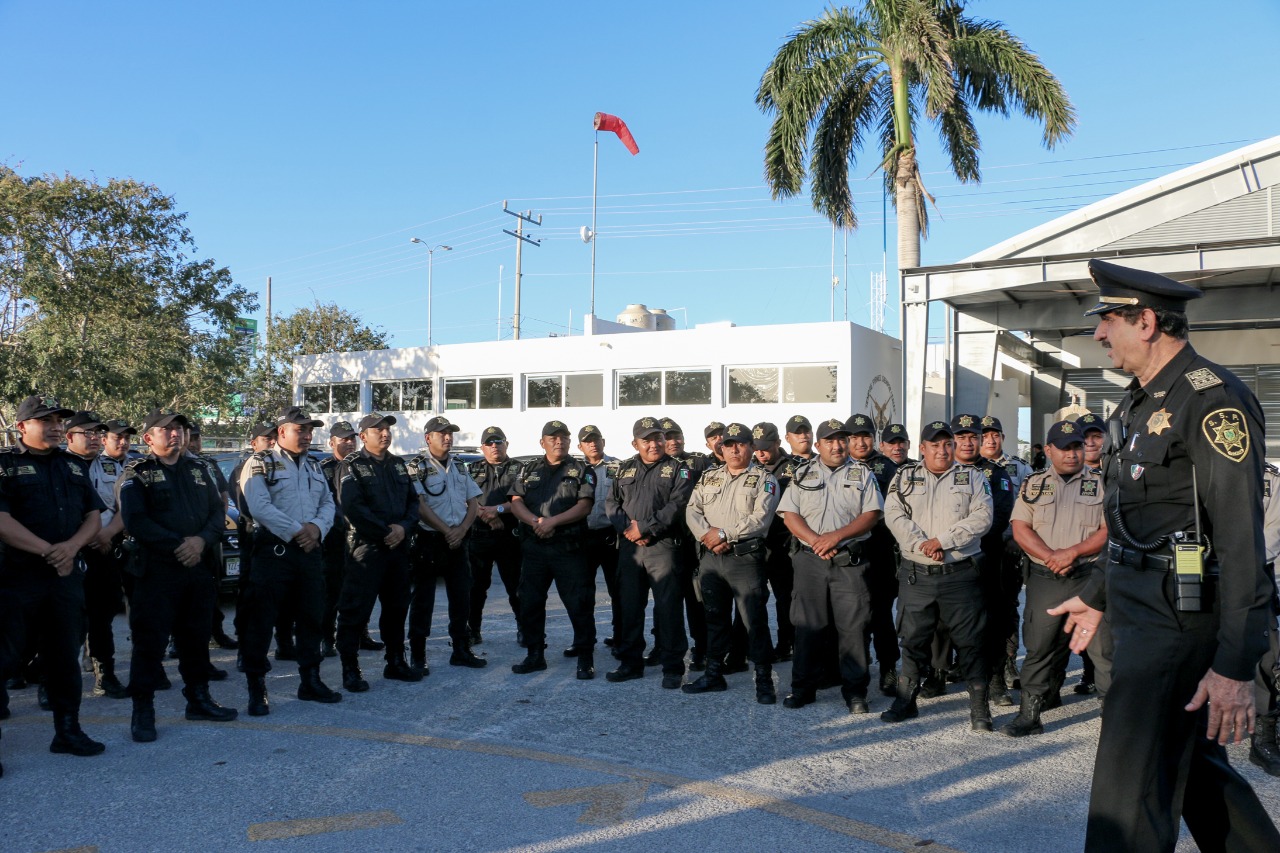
[650,308,676,331]
[616,304,657,330]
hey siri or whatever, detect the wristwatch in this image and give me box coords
[717,528,727,542]
[496,505,506,514]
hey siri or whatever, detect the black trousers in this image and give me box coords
[1021,564,1112,698]
[336,535,410,661]
[518,537,596,652]
[1000,541,1026,660]
[321,528,346,643]
[699,549,771,666]
[864,532,900,669]
[791,550,872,693]
[676,539,707,654]
[128,557,215,696]
[233,525,255,637]
[584,527,620,639]
[617,538,687,673]
[240,536,327,675]
[897,560,987,683]
[1255,613,1279,716]
[1085,566,1280,852]
[978,540,1018,675]
[82,544,126,664]
[408,530,471,646]
[763,537,794,650]
[468,529,522,635]
[0,561,85,715]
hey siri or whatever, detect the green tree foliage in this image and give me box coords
[758,1,1075,268]
[0,167,256,426]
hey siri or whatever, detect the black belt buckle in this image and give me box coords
[732,538,763,557]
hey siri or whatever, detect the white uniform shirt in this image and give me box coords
[410,452,481,529]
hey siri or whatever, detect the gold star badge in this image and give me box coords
[1147,409,1172,436]
[752,427,764,439]
[959,415,974,427]
[727,424,741,436]
[1061,423,1075,433]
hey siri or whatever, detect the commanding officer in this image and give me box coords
[980,414,1032,692]
[408,415,486,670]
[879,423,914,467]
[882,420,994,731]
[238,407,341,716]
[64,412,129,700]
[661,416,708,670]
[784,415,815,461]
[578,425,621,649]
[120,409,238,743]
[319,420,357,657]
[1074,411,1108,695]
[682,423,779,703]
[776,418,883,712]
[334,413,421,690]
[1049,259,1279,850]
[752,422,798,660]
[1003,420,1110,737]
[845,414,900,696]
[605,417,695,689]
[0,395,106,761]
[466,426,523,647]
[509,421,597,678]
[1250,462,1280,775]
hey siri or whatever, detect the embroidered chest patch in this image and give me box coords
[1080,480,1098,497]
[744,474,760,488]
[953,470,970,486]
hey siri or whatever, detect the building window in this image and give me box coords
[727,367,779,404]
[302,382,360,414]
[526,373,604,409]
[617,369,710,407]
[785,365,838,404]
[445,377,513,410]
[372,379,434,411]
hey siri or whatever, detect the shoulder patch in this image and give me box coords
[1201,408,1249,462]
[1185,367,1223,392]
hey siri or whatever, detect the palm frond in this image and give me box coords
[809,65,884,228]
[934,86,981,182]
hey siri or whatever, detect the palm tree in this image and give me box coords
[758,1,1075,270]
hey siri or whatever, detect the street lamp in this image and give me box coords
[409,237,452,347]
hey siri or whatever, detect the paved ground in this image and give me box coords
[2,580,1276,853]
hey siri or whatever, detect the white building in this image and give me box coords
[293,310,903,458]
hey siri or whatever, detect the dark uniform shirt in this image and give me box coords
[1083,344,1273,681]
[971,457,1014,545]
[510,457,595,539]
[606,453,694,541]
[320,456,348,533]
[468,457,524,535]
[0,442,105,556]
[118,454,224,554]
[336,448,419,543]
[761,454,798,549]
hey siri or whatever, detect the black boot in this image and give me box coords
[989,671,1014,707]
[576,650,595,680]
[681,661,728,694]
[298,666,342,703]
[918,671,946,699]
[183,684,238,722]
[754,665,777,705]
[722,656,749,675]
[512,647,548,675]
[409,637,427,673]
[50,712,106,756]
[383,654,423,682]
[842,687,870,715]
[274,635,297,662]
[0,684,9,720]
[880,678,920,723]
[205,661,228,682]
[879,668,897,697]
[967,679,993,732]
[246,674,269,717]
[1004,654,1021,690]
[605,663,644,683]
[321,639,338,658]
[342,656,369,693]
[689,648,707,672]
[644,647,661,667]
[131,694,157,743]
[211,629,239,650]
[359,633,385,651]
[1001,693,1045,737]
[155,665,172,691]
[1249,713,1280,777]
[93,659,129,700]
[450,643,487,669]
[37,682,51,711]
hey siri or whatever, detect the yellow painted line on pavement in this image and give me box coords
[246,809,402,841]
[524,781,651,826]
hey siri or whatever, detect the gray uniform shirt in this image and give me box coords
[685,461,780,543]
[884,462,993,564]
[1264,463,1279,565]
[586,455,619,531]
[239,448,335,542]
[1010,466,1104,570]
[80,453,126,528]
[410,452,481,529]
[775,458,882,547]
[992,452,1034,490]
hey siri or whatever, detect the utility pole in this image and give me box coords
[265,276,273,407]
[502,201,542,340]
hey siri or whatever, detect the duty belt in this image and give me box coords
[1107,541,1219,575]
[902,556,977,578]
[797,540,865,566]
[1029,559,1096,580]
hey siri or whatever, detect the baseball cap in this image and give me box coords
[65,411,106,431]
[104,418,137,436]
[359,412,397,431]
[659,417,682,435]
[1075,412,1105,435]
[143,409,192,431]
[815,417,851,441]
[329,420,358,439]
[542,420,571,437]
[881,423,908,443]
[277,406,324,428]
[481,425,507,443]
[785,415,812,434]
[703,421,726,440]
[15,395,74,422]
[980,415,1003,433]
[751,422,780,450]
[920,420,954,443]
[578,424,603,442]
[720,423,752,444]
[632,416,664,440]
[1047,419,1086,449]
[843,413,875,436]
[250,423,279,439]
[423,415,458,434]
[950,414,981,435]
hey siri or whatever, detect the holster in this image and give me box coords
[119,536,147,578]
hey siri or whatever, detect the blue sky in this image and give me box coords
[3,1,1277,348]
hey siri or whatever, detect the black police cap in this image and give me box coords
[482,425,507,443]
[15,395,75,422]
[578,424,603,442]
[1075,412,1105,435]
[979,415,1003,434]
[1084,258,1203,317]
[920,421,954,443]
[143,409,192,431]
[950,414,982,435]
[250,423,278,439]
[422,415,456,434]
[881,423,908,443]
[1046,419,1086,449]
[785,415,812,434]
[329,420,357,439]
[720,423,753,444]
[359,412,397,431]
[632,416,664,439]
[277,406,323,428]
[815,417,851,440]
[105,418,137,436]
[659,417,682,435]
[751,422,780,450]
[541,420,570,437]
[704,421,726,440]
[65,411,106,431]
[843,413,875,436]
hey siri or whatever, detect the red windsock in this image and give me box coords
[593,112,639,155]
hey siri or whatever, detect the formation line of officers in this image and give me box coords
[1,260,1278,852]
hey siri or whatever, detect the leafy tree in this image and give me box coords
[757,1,1075,269]
[0,167,255,427]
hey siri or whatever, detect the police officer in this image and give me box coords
[407,415,486,671]
[682,423,778,703]
[466,426,523,647]
[1004,420,1110,737]
[980,416,1033,488]
[578,425,620,650]
[776,418,883,712]
[1250,461,1280,775]
[980,414,1032,692]
[879,423,914,467]
[1049,259,1279,850]
[509,421,597,678]
[334,413,421,691]
[752,422,798,660]
[0,395,107,761]
[185,420,234,665]
[661,417,708,671]
[64,411,129,700]
[882,420,994,731]
[229,423,276,659]
[784,415,814,461]
[605,417,694,689]
[844,413,900,696]
[120,409,238,743]
[238,407,341,715]
[1074,411,1108,695]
